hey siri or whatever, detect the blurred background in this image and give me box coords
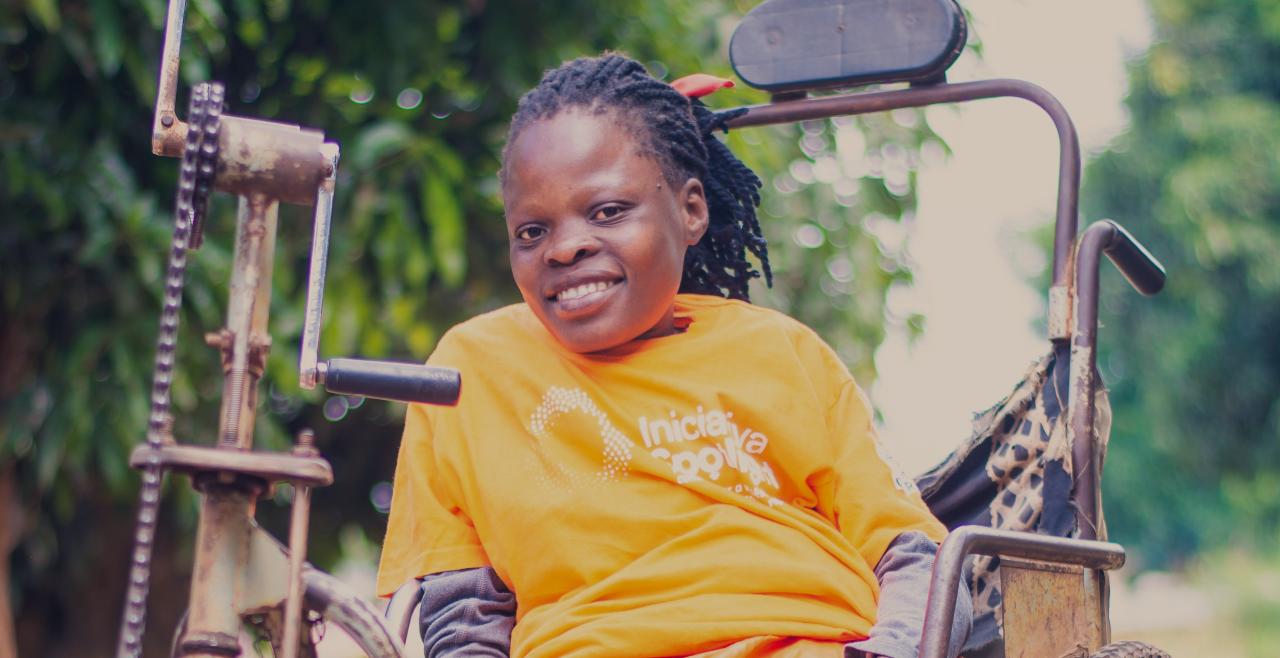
[1,0,1277,656]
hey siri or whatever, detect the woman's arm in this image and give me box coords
[418,567,515,658]
[844,531,972,658]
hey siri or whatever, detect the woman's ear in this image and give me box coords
[679,177,710,245]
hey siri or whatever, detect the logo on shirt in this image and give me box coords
[526,387,912,508]
[524,388,785,508]
[528,387,635,490]
[638,407,785,507]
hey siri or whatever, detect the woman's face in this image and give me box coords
[502,108,708,353]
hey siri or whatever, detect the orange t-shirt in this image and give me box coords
[377,294,945,658]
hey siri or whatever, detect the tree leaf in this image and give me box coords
[25,0,60,31]
[423,170,466,287]
[89,0,124,75]
[350,121,412,171]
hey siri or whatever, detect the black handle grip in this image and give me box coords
[1101,220,1166,296]
[323,358,461,406]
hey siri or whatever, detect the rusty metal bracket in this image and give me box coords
[215,117,329,205]
[1000,558,1101,655]
[918,526,1125,658]
[150,0,332,207]
[129,444,333,488]
[1048,284,1072,341]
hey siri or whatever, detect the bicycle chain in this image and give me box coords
[116,81,224,658]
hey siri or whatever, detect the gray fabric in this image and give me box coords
[416,531,971,658]
[845,531,972,658]
[419,568,515,657]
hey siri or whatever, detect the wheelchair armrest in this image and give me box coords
[918,526,1125,658]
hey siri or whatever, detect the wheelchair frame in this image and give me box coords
[722,82,1165,658]
[383,73,1168,658]
[119,0,1166,656]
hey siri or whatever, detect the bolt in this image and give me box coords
[205,329,233,349]
[161,114,175,127]
[294,428,318,457]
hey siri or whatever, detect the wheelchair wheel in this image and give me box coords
[1088,641,1171,658]
[303,567,405,658]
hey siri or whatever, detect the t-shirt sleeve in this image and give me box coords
[376,402,490,597]
[823,362,947,570]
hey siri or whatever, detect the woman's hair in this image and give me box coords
[502,53,772,301]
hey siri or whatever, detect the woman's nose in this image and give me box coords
[545,223,600,266]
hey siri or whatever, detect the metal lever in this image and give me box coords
[297,145,461,407]
[299,144,339,391]
[152,0,188,155]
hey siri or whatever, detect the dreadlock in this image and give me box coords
[502,53,772,301]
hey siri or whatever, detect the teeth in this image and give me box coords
[556,280,615,302]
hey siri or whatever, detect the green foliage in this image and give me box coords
[1,0,945,651]
[742,110,938,384]
[1081,0,1280,566]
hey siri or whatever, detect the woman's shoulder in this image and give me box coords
[430,303,544,361]
[680,294,852,382]
[679,294,827,344]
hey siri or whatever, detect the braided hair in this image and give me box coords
[502,53,772,301]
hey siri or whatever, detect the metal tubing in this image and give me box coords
[1068,220,1165,540]
[152,0,188,156]
[300,144,340,390]
[180,484,257,657]
[305,570,407,658]
[217,195,278,449]
[918,526,1125,658]
[281,484,312,658]
[1084,566,1112,648]
[1097,219,1166,296]
[215,116,329,206]
[128,443,334,487]
[1070,223,1111,541]
[385,581,425,643]
[724,79,1081,337]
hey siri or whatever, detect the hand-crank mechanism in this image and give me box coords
[119,1,459,656]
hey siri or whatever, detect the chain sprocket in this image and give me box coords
[115,81,224,658]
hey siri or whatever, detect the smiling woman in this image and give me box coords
[376,52,971,658]
[502,107,709,353]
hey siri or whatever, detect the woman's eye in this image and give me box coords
[592,205,625,222]
[515,225,546,241]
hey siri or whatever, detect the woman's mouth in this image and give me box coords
[550,278,622,314]
[555,280,618,302]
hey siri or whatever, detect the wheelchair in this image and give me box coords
[119,1,1172,657]
[383,2,1171,656]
